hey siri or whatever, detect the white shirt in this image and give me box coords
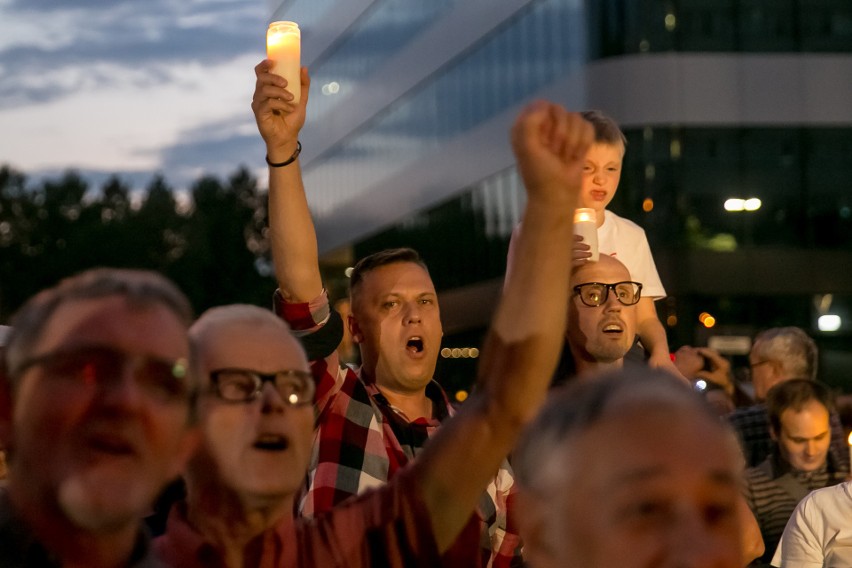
[598,210,666,298]
[772,481,852,567]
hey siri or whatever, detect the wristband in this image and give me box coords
[266,141,301,168]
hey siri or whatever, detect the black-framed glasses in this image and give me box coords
[573,281,643,307]
[14,345,191,403]
[209,368,315,406]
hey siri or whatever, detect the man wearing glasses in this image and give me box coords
[0,269,200,567]
[559,254,641,381]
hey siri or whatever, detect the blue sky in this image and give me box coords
[0,0,276,191]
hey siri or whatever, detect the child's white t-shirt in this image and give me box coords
[598,210,666,299]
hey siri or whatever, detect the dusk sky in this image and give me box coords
[0,0,278,192]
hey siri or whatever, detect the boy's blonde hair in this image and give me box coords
[581,110,627,148]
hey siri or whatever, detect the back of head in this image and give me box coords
[4,268,193,385]
[514,368,743,568]
[767,378,833,435]
[752,327,817,381]
[580,110,627,148]
[515,367,720,495]
[348,247,429,302]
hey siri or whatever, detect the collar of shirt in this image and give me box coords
[365,379,452,427]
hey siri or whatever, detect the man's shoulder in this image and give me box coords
[804,481,852,509]
[324,366,379,409]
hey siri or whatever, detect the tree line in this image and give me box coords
[0,164,277,322]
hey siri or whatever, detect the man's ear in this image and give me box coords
[347,315,362,344]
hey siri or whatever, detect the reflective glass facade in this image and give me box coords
[301,0,586,215]
[353,126,852,388]
[588,0,852,58]
[268,0,852,389]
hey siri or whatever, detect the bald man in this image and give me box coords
[564,255,639,379]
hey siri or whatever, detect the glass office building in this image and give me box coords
[271,0,852,391]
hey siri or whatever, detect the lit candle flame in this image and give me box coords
[574,208,596,224]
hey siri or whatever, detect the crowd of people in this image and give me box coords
[0,60,848,568]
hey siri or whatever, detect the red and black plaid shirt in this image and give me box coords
[276,290,523,568]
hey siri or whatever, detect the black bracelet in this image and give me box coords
[266,141,301,168]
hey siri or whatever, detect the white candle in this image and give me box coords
[267,21,301,104]
[847,432,852,472]
[573,208,599,262]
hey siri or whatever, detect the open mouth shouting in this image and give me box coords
[601,319,625,337]
[406,336,424,356]
[252,433,290,452]
[84,432,138,458]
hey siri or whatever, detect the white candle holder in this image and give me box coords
[574,208,599,262]
[267,21,301,104]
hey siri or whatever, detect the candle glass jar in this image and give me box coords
[266,21,301,103]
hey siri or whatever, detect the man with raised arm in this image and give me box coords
[253,61,577,565]
[152,61,593,567]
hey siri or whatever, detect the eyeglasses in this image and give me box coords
[209,368,315,406]
[573,281,643,307]
[14,345,191,403]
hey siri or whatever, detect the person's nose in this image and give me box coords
[602,288,622,312]
[98,360,145,411]
[403,301,422,324]
[592,170,604,185]
[260,380,286,414]
[805,441,818,457]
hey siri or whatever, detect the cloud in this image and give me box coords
[0,0,265,109]
[0,1,272,189]
[153,117,266,188]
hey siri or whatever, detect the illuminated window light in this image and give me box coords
[698,312,711,323]
[818,315,842,332]
[455,390,469,403]
[442,347,481,359]
[321,81,340,95]
[642,198,654,212]
[744,198,762,211]
[703,316,716,328]
[724,199,745,212]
